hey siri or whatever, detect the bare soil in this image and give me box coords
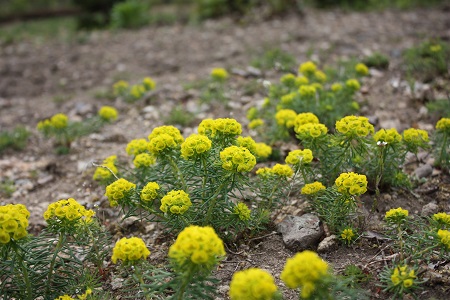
[1,5,450,299]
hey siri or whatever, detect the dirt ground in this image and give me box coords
[1,5,450,299]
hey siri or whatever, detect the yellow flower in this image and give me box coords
[403,128,429,152]
[281,92,296,105]
[374,128,402,144]
[340,228,355,243]
[236,136,257,155]
[214,118,242,136]
[168,225,225,269]
[211,68,229,81]
[254,142,272,159]
[133,153,156,168]
[433,212,450,227]
[314,70,327,82]
[113,80,129,96]
[430,44,442,52]
[249,119,264,129]
[301,182,326,195]
[298,61,317,77]
[233,203,251,221]
[247,107,258,121]
[43,198,95,225]
[181,134,212,159]
[50,113,69,129]
[335,172,368,196]
[436,118,450,134]
[93,155,118,182]
[275,109,297,129]
[299,85,317,98]
[285,149,313,166]
[272,164,294,178]
[54,295,74,300]
[160,190,192,215]
[111,236,150,264]
[256,167,274,178]
[220,146,256,172]
[198,119,217,137]
[345,79,361,91]
[130,84,146,99]
[148,134,177,155]
[390,265,416,288]
[142,76,156,91]
[126,139,149,156]
[355,63,369,76]
[293,112,319,131]
[98,106,118,122]
[140,182,160,202]
[229,268,278,300]
[437,229,450,249]
[0,204,30,244]
[295,76,309,87]
[105,178,136,207]
[280,73,297,86]
[331,83,343,92]
[281,250,328,299]
[148,125,184,144]
[385,207,409,222]
[335,115,374,137]
[295,123,328,139]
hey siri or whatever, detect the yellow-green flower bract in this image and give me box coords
[335,172,368,196]
[140,182,160,202]
[233,203,251,221]
[160,190,192,215]
[281,250,329,299]
[298,85,317,98]
[391,265,416,288]
[198,118,242,138]
[280,73,297,87]
[254,142,272,159]
[148,134,178,155]
[236,136,257,155]
[301,182,326,195]
[130,84,146,99]
[384,207,409,222]
[43,198,95,225]
[98,106,118,122]
[437,229,450,249]
[148,125,184,144]
[142,76,156,91]
[220,146,256,172]
[133,153,156,168]
[211,68,229,81]
[272,163,294,178]
[0,204,30,244]
[249,118,264,129]
[285,149,313,166]
[229,268,278,300]
[314,70,327,82]
[335,115,374,137]
[403,128,429,145]
[295,123,328,138]
[113,80,129,96]
[93,155,118,181]
[433,212,450,227]
[295,76,309,86]
[298,61,317,77]
[111,236,150,264]
[105,178,136,207]
[55,288,92,300]
[181,134,212,159]
[198,119,216,136]
[436,118,450,134]
[126,138,150,156]
[168,225,225,268]
[331,83,343,92]
[345,79,361,91]
[50,113,69,129]
[293,112,319,131]
[275,109,297,129]
[374,128,402,144]
[341,228,355,242]
[355,63,369,76]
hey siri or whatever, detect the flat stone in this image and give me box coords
[421,202,439,217]
[415,164,433,179]
[317,235,338,253]
[277,213,324,252]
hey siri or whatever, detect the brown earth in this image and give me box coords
[1,5,450,299]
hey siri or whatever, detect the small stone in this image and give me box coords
[111,277,124,290]
[421,202,439,217]
[317,235,338,253]
[415,164,433,178]
[277,213,324,252]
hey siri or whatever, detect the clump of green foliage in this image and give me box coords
[0,126,30,154]
[110,0,150,29]
[251,48,297,72]
[363,52,390,70]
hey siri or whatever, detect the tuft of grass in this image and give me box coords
[164,105,196,127]
[0,126,30,154]
[250,48,297,72]
[363,52,390,70]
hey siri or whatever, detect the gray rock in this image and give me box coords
[317,235,338,253]
[277,213,324,251]
[415,164,433,178]
[421,202,439,217]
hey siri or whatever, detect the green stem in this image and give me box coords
[204,175,231,225]
[177,264,195,300]
[201,156,208,198]
[438,133,448,167]
[168,156,187,191]
[373,146,387,212]
[134,265,151,300]
[267,179,282,208]
[45,233,65,298]
[398,226,404,261]
[13,244,32,300]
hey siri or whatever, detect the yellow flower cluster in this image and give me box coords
[355,63,369,76]
[384,207,409,222]
[93,155,118,182]
[211,68,229,81]
[181,134,212,159]
[236,136,257,155]
[98,106,118,122]
[198,119,217,136]
[437,229,450,249]
[331,83,343,92]
[433,212,450,226]
[113,80,129,96]
[233,203,251,221]
[280,73,297,87]
[0,204,29,244]
[301,182,326,195]
[281,250,329,299]
[335,115,374,137]
[160,190,192,214]
[168,225,225,267]
[436,117,450,133]
[391,265,416,288]
[126,139,149,156]
[111,236,150,264]
[214,118,243,136]
[272,164,294,178]
[37,113,69,131]
[220,146,256,172]
[105,178,136,207]
[229,268,278,300]
[298,61,317,76]
[248,118,264,129]
[281,92,296,105]
[335,172,368,196]
[148,134,178,155]
[54,288,92,300]
[295,76,309,86]
[140,182,160,202]
[255,167,273,178]
[275,109,297,129]
[341,228,355,243]
[285,149,313,165]
[345,79,361,91]
[148,125,184,145]
[430,44,442,52]
[299,85,317,98]
[403,128,429,146]
[295,123,328,139]
[254,142,272,159]
[43,198,95,224]
[130,84,146,99]
[293,112,319,129]
[133,153,156,168]
[374,128,402,144]
[314,70,327,82]
[142,77,156,91]
[247,107,258,120]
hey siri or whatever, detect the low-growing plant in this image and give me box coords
[250,47,297,72]
[110,0,150,29]
[112,76,156,103]
[433,117,450,170]
[183,68,231,105]
[37,106,119,154]
[164,105,197,127]
[0,125,30,154]
[362,51,390,70]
